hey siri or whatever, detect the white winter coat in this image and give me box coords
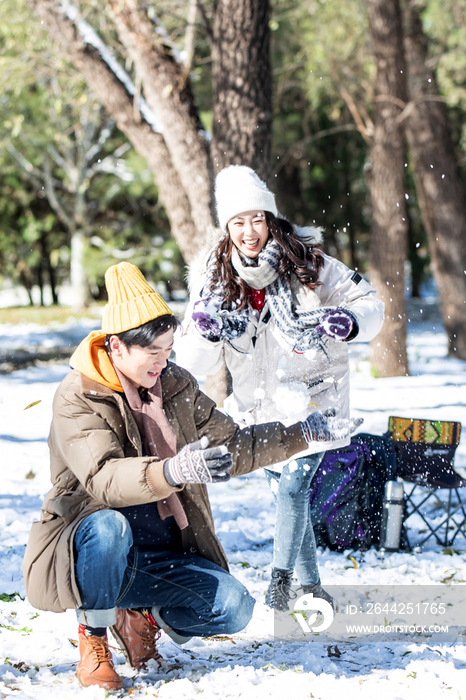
[175,253,384,471]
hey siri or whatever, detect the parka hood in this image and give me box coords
[69,330,123,392]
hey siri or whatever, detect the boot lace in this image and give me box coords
[140,621,163,663]
[266,570,293,611]
[88,636,113,664]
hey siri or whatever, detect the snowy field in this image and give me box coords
[1,298,466,698]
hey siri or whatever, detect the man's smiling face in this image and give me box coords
[108,327,174,388]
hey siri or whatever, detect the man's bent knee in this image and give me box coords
[215,579,255,634]
[74,510,132,555]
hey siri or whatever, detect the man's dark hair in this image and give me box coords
[105,314,179,350]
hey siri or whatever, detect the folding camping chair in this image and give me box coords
[387,417,466,550]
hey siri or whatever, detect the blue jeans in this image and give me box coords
[264,453,324,586]
[73,509,254,634]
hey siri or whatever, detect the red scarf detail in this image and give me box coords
[246,286,266,311]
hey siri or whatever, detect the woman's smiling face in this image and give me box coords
[227,210,269,258]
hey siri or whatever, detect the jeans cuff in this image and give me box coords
[151,606,192,645]
[76,606,117,628]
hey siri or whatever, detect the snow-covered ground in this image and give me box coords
[1,298,466,698]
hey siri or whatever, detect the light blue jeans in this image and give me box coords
[73,509,254,634]
[264,452,324,586]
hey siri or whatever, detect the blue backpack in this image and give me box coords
[309,434,396,551]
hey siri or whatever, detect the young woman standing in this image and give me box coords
[175,165,384,611]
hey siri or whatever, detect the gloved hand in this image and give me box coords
[301,408,363,444]
[192,297,247,341]
[164,437,233,486]
[192,297,223,341]
[315,308,357,341]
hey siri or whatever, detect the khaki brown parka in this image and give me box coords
[23,362,307,613]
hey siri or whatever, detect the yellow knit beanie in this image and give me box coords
[102,262,173,334]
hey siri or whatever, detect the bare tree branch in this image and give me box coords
[195,0,213,43]
[30,0,201,261]
[43,156,75,230]
[85,116,116,163]
[46,144,77,182]
[60,0,162,133]
[374,93,447,123]
[148,7,183,61]
[85,148,133,182]
[338,84,373,144]
[373,93,407,110]
[5,143,44,190]
[178,0,197,90]
[107,0,214,236]
[273,124,362,176]
[395,94,447,124]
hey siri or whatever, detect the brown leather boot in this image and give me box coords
[110,609,163,669]
[76,631,123,690]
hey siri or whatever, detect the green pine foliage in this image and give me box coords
[0,0,465,305]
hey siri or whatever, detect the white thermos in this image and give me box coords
[379,480,404,551]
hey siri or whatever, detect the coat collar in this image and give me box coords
[80,371,115,397]
[160,362,191,402]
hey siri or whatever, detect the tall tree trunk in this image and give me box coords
[48,257,59,306]
[108,0,215,237]
[70,229,88,309]
[40,230,59,305]
[211,0,273,183]
[343,141,360,271]
[37,260,45,306]
[208,0,273,403]
[406,206,422,298]
[30,0,200,262]
[19,268,34,306]
[402,0,466,358]
[366,0,409,377]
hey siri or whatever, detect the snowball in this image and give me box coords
[272,382,310,422]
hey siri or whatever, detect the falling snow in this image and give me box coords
[0,296,465,698]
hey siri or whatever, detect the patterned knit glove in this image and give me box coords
[164,437,232,486]
[301,409,363,444]
[315,308,358,341]
[192,298,223,341]
[192,297,247,342]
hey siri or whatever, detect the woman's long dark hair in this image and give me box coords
[208,212,324,310]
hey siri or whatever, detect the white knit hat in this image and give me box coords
[215,165,278,231]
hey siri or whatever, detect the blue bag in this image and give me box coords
[309,434,396,551]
